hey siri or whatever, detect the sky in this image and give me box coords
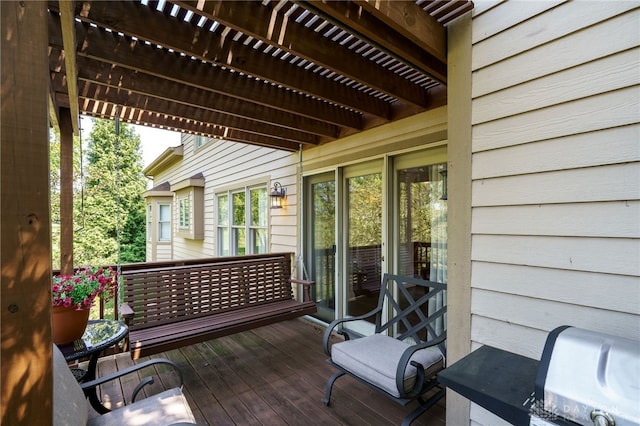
[134,125,182,167]
[79,116,181,168]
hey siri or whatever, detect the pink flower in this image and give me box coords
[52,265,117,310]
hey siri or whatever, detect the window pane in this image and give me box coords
[217,194,228,225]
[233,228,246,255]
[250,188,267,226]
[159,222,171,241]
[159,204,170,221]
[218,227,229,256]
[179,197,190,228]
[251,228,267,254]
[232,192,245,226]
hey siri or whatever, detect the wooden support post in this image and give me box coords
[59,108,74,275]
[446,12,473,426]
[1,2,53,425]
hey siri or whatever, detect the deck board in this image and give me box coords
[88,318,446,425]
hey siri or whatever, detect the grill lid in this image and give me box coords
[535,326,640,426]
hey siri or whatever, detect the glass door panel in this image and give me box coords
[394,149,447,339]
[396,161,447,282]
[345,167,382,326]
[307,175,336,323]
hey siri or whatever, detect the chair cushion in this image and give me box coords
[53,344,89,426]
[87,387,196,426]
[331,334,444,398]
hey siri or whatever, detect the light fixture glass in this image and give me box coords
[270,182,286,209]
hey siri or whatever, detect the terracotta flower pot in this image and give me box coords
[52,305,90,345]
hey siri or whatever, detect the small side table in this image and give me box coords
[437,345,539,425]
[57,319,128,413]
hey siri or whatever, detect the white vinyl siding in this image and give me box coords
[469,2,640,424]
[146,135,297,260]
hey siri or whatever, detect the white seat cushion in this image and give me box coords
[331,334,443,398]
[87,387,196,426]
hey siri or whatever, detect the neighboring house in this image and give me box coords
[143,2,639,425]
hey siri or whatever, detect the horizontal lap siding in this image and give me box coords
[470,2,640,423]
[150,135,298,260]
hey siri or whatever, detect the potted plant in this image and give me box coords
[51,266,118,344]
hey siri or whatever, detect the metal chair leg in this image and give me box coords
[323,371,345,406]
[400,387,446,426]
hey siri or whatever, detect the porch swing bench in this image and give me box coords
[322,274,447,426]
[120,253,316,359]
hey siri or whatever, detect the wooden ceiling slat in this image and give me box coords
[302,0,446,83]
[74,80,320,145]
[74,0,392,119]
[176,0,429,109]
[75,57,339,139]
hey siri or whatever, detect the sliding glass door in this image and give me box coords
[303,147,447,332]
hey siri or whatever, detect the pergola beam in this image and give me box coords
[355,0,447,63]
[58,0,80,135]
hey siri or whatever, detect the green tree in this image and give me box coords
[49,126,84,270]
[74,119,147,265]
[50,128,61,269]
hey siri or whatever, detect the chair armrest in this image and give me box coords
[80,358,184,404]
[291,279,315,302]
[120,303,134,324]
[322,306,383,356]
[395,334,446,398]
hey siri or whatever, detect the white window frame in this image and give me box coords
[216,184,268,256]
[158,203,171,242]
[194,135,212,149]
[146,204,153,241]
[178,195,190,229]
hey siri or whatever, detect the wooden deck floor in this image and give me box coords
[88,318,446,425]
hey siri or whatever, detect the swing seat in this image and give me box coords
[322,274,447,426]
[121,253,316,359]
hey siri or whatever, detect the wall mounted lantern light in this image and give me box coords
[439,166,448,200]
[270,182,286,209]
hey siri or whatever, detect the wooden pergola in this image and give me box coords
[1,1,472,423]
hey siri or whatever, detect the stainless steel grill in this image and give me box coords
[530,326,640,426]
